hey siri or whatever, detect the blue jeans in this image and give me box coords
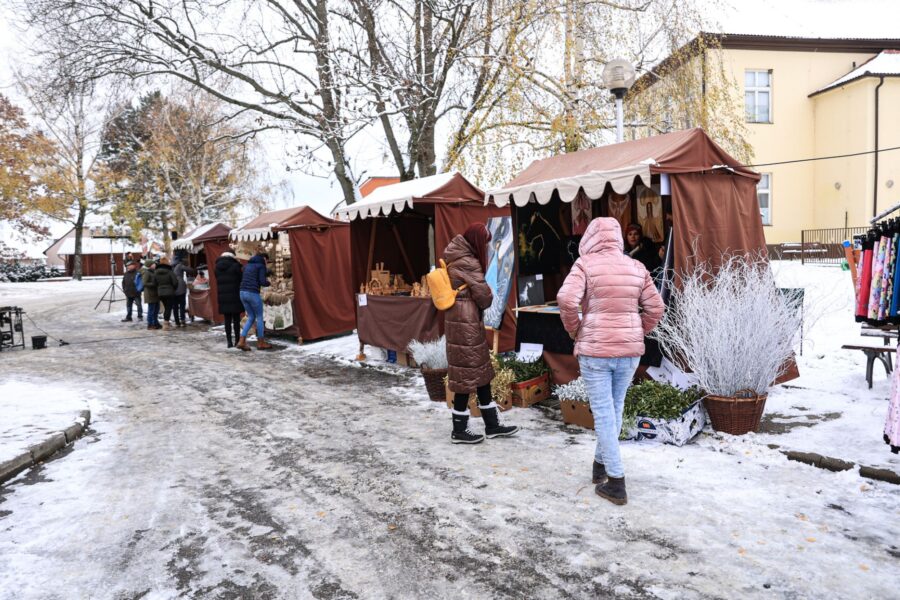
[126,296,143,320]
[240,291,265,340]
[147,302,160,326]
[578,356,640,478]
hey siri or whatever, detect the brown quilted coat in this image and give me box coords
[444,235,495,394]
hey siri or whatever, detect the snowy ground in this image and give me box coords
[0,268,898,599]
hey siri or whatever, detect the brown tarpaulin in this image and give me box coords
[195,238,231,323]
[287,220,356,340]
[188,288,215,322]
[357,295,443,351]
[670,172,768,283]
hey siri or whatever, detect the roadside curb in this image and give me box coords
[775,447,900,485]
[0,410,91,485]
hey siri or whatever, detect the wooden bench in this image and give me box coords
[842,344,896,388]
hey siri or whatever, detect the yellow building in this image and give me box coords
[631,34,900,244]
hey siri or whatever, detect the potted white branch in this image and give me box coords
[408,336,449,402]
[652,254,802,435]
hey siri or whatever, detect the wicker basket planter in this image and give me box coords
[421,368,448,402]
[703,389,768,435]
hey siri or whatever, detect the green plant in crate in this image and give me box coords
[496,354,549,383]
[621,381,704,440]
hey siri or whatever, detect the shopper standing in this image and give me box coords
[214,251,244,348]
[237,251,271,351]
[141,259,161,330]
[155,256,182,330]
[173,257,196,327]
[558,217,665,505]
[121,260,143,322]
[444,223,519,444]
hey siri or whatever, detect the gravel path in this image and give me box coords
[0,280,898,599]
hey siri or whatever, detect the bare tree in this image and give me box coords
[16,0,365,204]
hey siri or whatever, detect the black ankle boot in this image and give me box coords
[451,410,484,444]
[596,476,627,505]
[479,402,519,438]
[592,460,607,485]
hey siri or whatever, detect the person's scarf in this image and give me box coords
[463,223,492,273]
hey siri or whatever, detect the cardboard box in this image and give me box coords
[560,400,594,429]
[510,373,551,408]
[621,401,707,446]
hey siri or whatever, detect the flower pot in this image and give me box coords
[560,399,594,429]
[703,389,767,435]
[421,367,448,402]
[510,373,550,408]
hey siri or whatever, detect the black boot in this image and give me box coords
[479,402,519,438]
[595,476,627,505]
[592,460,607,485]
[451,410,484,444]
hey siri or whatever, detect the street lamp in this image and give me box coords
[602,58,636,143]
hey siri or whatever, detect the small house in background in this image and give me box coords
[359,176,401,198]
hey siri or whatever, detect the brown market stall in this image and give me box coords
[173,222,232,324]
[58,237,142,277]
[334,172,516,359]
[228,206,355,342]
[486,128,769,384]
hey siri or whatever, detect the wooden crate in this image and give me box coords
[560,399,594,429]
[510,373,551,408]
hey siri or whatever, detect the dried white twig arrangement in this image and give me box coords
[407,336,448,370]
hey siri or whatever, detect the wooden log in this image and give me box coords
[365,219,378,279]
[391,223,416,283]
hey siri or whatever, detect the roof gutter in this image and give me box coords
[875,75,885,218]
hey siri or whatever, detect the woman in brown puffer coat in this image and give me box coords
[444,223,519,444]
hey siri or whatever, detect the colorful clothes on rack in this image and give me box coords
[878,236,895,321]
[855,245,873,322]
[891,236,900,319]
[886,363,900,454]
[867,237,887,321]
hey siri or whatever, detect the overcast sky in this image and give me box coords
[1,0,898,253]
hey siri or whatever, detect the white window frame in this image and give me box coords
[757,173,772,226]
[745,69,773,124]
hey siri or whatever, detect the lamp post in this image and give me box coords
[602,58,636,143]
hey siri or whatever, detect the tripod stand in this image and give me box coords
[95,238,125,312]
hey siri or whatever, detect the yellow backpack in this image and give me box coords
[426,259,467,310]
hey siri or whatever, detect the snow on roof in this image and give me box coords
[812,50,900,96]
[333,172,457,220]
[57,237,142,256]
[172,222,229,250]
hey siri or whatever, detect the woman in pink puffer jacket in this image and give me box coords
[558,217,665,506]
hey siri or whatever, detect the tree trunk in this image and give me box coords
[73,202,87,280]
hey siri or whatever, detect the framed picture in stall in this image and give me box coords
[483,216,514,329]
[635,183,665,243]
[517,202,563,276]
[517,274,545,306]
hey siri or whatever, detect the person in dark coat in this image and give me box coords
[141,259,161,330]
[121,260,143,322]
[214,252,244,348]
[444,223,519,444]
[173,258,196,327]
[155,256,182,329]
[237,251,271,351]
[623,224,662,273]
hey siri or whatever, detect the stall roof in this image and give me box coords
[173,222,232,250]
[485,128,758,207]
[58,237,142,256]
[231,206,343,242]
[333,172,483,221]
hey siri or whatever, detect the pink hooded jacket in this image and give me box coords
[557,217,665,358]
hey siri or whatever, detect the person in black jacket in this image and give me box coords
[155,256,182,330]
[623,224,662,274]
[214,252,243,348]
[121,260,143,322]
[237,251,271,351]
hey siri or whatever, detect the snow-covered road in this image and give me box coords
[0,275,898,599]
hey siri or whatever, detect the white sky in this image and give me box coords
[1,0,899,255]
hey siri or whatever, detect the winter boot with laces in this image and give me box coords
[479,402,519,438]
[595,476,627,505]
[451,410,485,444]
[592,460,608,485]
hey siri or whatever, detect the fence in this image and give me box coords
[799,227,868,264]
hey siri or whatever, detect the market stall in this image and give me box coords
[228,206,355,342]
[334,172,516,358]
[173,222,232,324]
[485,128,769,384]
